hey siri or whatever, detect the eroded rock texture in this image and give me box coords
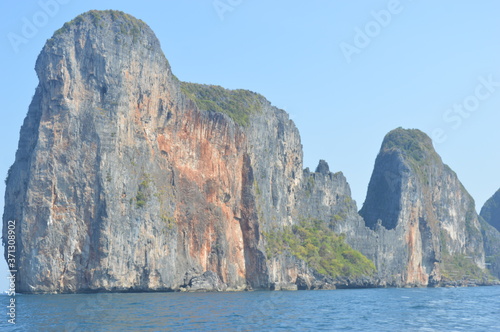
[2,10,334,293]
[360,128,494,286]
[3,11,498,293]
[481,189,500,232]
[480,190,500,278]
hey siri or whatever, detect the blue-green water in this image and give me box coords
[1,286,499,331]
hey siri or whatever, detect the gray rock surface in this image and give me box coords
[187,271,226,292]
[480,189,500,232]
[480,218,500,279]
[1,10,336,293]
[3,11,499,293]
[479,189,500,279]
[359,128,494,286]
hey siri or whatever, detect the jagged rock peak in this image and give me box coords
[359,127,491,286]
[380,127,442,166]
[51,10,150,42]
[481,189,500,232]
[39,10,173,80]
[315,159,330,174]
[45,10,157,51]
[359,127,438,231]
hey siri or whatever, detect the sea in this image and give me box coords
[1,286,499,331]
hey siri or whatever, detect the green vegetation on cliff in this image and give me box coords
[54,10,146,40]
[381,127,442,184]
[263,218,376,278]
[181,82,262,127]
[439,228,494,283]
[135,174,151,208]
[382,128,432,161]
[440,253,494,282]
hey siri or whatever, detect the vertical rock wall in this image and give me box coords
[359,128,488,286]
[3,11,499,293]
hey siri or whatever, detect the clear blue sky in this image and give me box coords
[1,1,500,292]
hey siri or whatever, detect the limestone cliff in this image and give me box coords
[480,190,500,278]
[359,128,493,286]
[480,219,500,279]
[480,189,500,232]
[3,11,498,293]
[2,10,371,293]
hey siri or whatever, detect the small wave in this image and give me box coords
[410,304,429,309]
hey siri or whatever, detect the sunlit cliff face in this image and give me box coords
[3,11,498,294]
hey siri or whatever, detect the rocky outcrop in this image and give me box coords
[480,190,500,279]
[480,189,500,232]
[184,271,227,292]
[2,10,248,293]
[2,10,367,293]
[3,11,498,293]
[479,219,500,279]
[359,128,492,286]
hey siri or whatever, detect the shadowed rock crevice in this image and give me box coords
[359,151,405,230]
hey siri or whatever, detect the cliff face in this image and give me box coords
[480,189,500,232]
[2,10,366,293]
[2,11,244,293]
[3,11,498,294]
[359,128,491,286]
[480,190,500,278]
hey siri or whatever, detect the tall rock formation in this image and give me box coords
[3,11,498,293]
[359,128,492,286]
[480,189,500,232]
[2,10,372,293]
[480,190,500,278]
